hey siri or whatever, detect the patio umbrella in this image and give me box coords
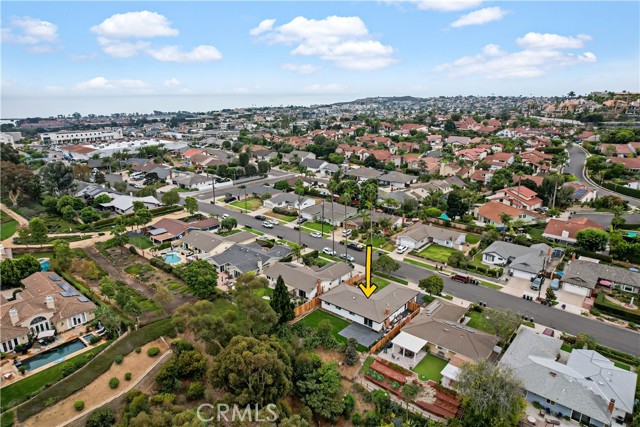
[598,280,612,287]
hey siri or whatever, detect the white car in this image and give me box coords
[341,229,352,237]
[262,221,274,229]
[310,231,322,238]
[397,245,408,254]
[268,219,279,225]
[221,214,230,219]
[340,253,355,262]
[322,247,336,256]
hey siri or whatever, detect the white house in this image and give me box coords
[100,195,163,215]
[318,283,419,332]
[264,261,353,300]
[482,241,550,280]
[395,224,466,251]
[262,193,316,211]
[377,171,418,189]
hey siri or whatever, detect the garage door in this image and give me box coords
[397,237,415,249]
[563,283,590,296]
[512,269,535,280]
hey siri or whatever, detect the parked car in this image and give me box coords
[347,242,365,251]
[452,274,472,284]
[531,277,543,291]
[341,229,352,237]
[221,214,230,219]
[297,217,308,224]
[322,247,336,256]
[550,278,560,290]
[340,253,355,262]
[293,224,300,230]
[223,196,236,203]
[268,219,279,225]
[396,245,408,254]
[262,221,274,229]
[310,231,322,238]
[255,214,266,221]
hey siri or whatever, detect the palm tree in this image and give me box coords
[365,201,375,246]
[239,185,247,213]
[499,213,512,235]
[378,217,393,235]
[341,191,352,258]
[290,243,303,262]
[295,180,305,246]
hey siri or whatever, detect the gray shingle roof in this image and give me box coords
[482,242,550,274]
[563,259,640,290]
[264,262,352,293]
[180,230,224,253]
[208,243,290,273]
[319,283,419,323]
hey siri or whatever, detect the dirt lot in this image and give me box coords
[23,339,170,427]
[86,245,197,316]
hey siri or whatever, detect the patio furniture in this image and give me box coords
[3,372,14,379]
[544,419,560,426]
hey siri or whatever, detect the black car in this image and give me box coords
[255,214,266,221]
[297,217,308,224]
[224,196,236,203]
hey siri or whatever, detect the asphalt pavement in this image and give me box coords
[189,198,640,356]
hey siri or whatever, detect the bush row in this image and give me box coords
[594,293,640,323]
[88,205,184,231]
[149,257,184,280]
[272,206,298,217]
[571,248,613,263]
[602,183,640,199]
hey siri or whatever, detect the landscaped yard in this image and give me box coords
[465,233,481,244]
[372,276,391,292]
[268,211,297,222]
[412,353,449,382]
[1,219,17,240]
[418,244,460,263]
[297,310,350,344]
[302,222,335,233]
[362,235,388,248]
[229,197,262,211]
[129,234,154,249]
[254,287,274,300]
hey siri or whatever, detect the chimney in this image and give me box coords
[45,295,55,309]
[316,279,322,296]
[608,399,615,414]
[9,308,18,325]
[384,304,390,316]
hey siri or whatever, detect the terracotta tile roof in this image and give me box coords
[476,201,544,224]
[609,157,640,170]
[543,217,603,240]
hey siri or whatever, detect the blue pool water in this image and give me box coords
[83,333,96,342]
[22,339,87,371]
[164,251,181,264]
[628,231,638,238]
[39,259,50,272]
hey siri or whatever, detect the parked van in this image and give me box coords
[530,277,542,291]
[550,278,560,290]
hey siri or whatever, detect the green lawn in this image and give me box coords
[479,280,502,290]
[372,276,391,293]
[1,219,17,240]
[218,229,242,237]
[268,211,297,222]
[360,356,376,375]
[0,343,109,411]
[302,222,335,233]
[560,343,574,353]
[375,272,409,285]
[243,227,264,236]
[254,287,274,300]
[465,233,480,244]
[230,197,262,212]
[362,235,388,248]
[129,234,154,249]
[1,411,14,427]
[465,310,495,334]
[124,263,154,276]
[418,245,460,263]
[413,353,449,382]
[404,258,437,271]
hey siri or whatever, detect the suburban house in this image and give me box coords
[562,259,640,296]
[173,172,212,191]
[282,150,315,164]
[300,201,358,226]
[207,243,291,278]
[500,328,637,427]
[262,193,316,211]
[344,211,404,230]
[263,261,353,300]
[344,167,383,183]
[482,241,550,280]
[377,171,418,189]
[179,230,230,257]
[475,201,546,227]
[300,158,338,176]
[542,217,604,246]
[484,152,515,169]
[395,300,500,385]
[99,195,163,215]
[564,182,598,203]
[0,272,96,353]
[318,283,419,332]
[609,157,640,172]
[146,218,190,243]
[487,186,543,211]
[395,224,466,251]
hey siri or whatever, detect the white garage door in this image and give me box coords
[563,283,590,297]
[397,237,416,250]
[511,269,535,280]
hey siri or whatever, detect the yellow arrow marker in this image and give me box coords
[358,245,377,298]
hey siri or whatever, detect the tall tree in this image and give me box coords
[29,217,48,246]
[446,190,469,219]
[576,228,609,252]
[456,359,526,427]
[0,162,36,206]
[419,274,444,295]
[0,259,20,289]
[161,190,180,206]
[270,275,295,324]
[372,254,400,275]
[297,361,345,422]
[39,161,74,195]
[220,216,237,232]
[111,218,129,253]
[184,196,198,215]
[53,239,72,270]
[210,336,292,406]
[182,260,218,299]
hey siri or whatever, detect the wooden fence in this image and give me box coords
[294,297,321,317]
[369,304,421,354]
[345,273,365,287]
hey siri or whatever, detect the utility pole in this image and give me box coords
[331,197,335,254]
[551,178,559,209]
[321,202,325,238]
[211,175,216,204]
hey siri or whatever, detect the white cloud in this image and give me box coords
[435,34,596,79]
[282,63,319,74]
[74,76,149,91]
[304,83,347,93]
[249,19,276,36]
[252,16,396,70]
[516,32,592,50]
[450,7,507,28]
[1,16,59,52]
[91,11,179,38]
[411,0,483,12]
[97,37,150,58]
[147,45,222,62]
[164,78,182,88]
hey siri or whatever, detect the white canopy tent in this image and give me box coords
[37,330,55,339]
[391,331,427,365]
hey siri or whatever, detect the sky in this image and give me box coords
[1,1,639,117]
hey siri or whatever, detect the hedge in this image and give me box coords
[572,249,613,263]
[88,205,184,231]
[602,183,640,199]
[594,293,640,323]
[272,206,299,217]
[16,318,175,422]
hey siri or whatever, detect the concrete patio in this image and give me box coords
[338,323,383,348]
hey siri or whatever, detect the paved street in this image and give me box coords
[189,198,640,356]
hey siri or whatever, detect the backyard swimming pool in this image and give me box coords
[83,333,96,343]
[164,251,182,264]
[21,339,87,371]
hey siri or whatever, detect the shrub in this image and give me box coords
[129,246,138,255]
[147,347,160,357]
[187,381,206,401]
[124,372,132,381]
[352,413,362,426]
[108,377,120,389]
[73,400,85,411]
[90,336,101,345]
[114,355,124,365]
[135,347,142,354]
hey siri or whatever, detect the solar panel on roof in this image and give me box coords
[77,296,90,302]
[49,275,61,281]
[149,228,167,235]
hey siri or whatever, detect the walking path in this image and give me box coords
[1,203,29,227]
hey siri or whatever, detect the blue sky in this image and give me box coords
[1,1,639,116]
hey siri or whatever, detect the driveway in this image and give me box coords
[501,277,538,298]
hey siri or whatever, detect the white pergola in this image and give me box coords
[391,331,427,365]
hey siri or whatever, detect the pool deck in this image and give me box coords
[0,329,105,388]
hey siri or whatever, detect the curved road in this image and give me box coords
[567,145,639,207]
[190,198,640,356]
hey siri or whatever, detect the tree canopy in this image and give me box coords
[182,260,218,299]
